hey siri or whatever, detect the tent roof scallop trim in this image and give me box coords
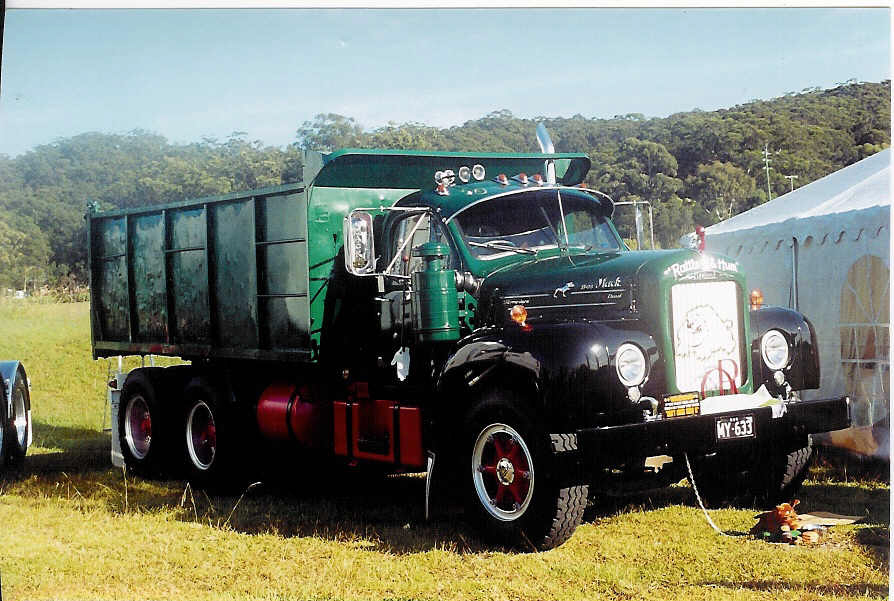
[705,149,890,251]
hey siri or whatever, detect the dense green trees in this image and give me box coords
[0,81,888,289]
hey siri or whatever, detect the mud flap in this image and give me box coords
[109,370,125,468]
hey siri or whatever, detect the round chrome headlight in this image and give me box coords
[616,343,647,387]
[761,330,790,370]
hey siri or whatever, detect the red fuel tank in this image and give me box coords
[256,382,327,448]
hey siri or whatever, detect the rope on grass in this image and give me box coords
[684,452,731,537]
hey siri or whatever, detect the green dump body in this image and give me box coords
[88,149,591,362]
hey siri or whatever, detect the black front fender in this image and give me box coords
[438,321,660,432]
[750,306,820,393]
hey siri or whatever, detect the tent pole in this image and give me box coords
[791,237,799,311]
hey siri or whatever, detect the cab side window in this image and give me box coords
[390,213,455,277]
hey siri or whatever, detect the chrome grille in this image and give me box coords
[670,281,743,394]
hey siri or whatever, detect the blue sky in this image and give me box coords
[0,8,889,156]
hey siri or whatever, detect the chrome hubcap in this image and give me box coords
[496,457,515,485]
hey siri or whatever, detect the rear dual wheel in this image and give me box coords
[181,377,241,490]
[120,369,173,476]
[119,370,237,487]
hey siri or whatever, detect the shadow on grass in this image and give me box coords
[855,526,890,570]
[24,421,110,471]
[699,580,888,597]
[7,435,890,556]
[798,481,890,525]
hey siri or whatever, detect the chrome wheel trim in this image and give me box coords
[12,386,27,449]
[124,395,152,460]
[186,400,216,471]
[471,422,535,522]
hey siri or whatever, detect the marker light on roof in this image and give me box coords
[532,173,544,185]
[515,173,529,185]
[472,164,486,181]
[458,166,471,183]
[496,174,509,185]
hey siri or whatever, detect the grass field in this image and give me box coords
[0,300,888,600]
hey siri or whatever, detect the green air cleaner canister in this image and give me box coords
[411,242,460,343]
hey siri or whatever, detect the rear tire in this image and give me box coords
[463,393,587,550]
[119,369,173,476]
[181,377,241,491]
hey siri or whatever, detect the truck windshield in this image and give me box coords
[452,190,620,260]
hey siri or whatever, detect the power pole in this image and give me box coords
[762,143,774,200]
[784,174,799,192]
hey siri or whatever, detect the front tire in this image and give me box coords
[463,396,587,550]
[750,437,813,507]
[689,437,813,508]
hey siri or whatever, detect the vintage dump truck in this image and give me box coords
[0,361,31,472]
[89,127,850,549]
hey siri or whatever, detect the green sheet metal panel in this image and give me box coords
[256,191,310,350]
[305,186,413,349]
[94,216,129,340]
[210,199,259,349]
[130,213,167,341]
[90,184,312,361]
[168,206,211,344]
[310,149,591,189]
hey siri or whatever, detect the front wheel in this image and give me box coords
[688,437,814,508]
[464,397,587,550]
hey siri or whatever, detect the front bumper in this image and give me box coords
[576,397,850,466]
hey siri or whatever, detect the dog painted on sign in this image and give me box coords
[675,304,737,362]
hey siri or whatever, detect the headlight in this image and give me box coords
[761,330,789,370]
[616,343,647,387]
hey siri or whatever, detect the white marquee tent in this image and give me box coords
[704,149,890,446]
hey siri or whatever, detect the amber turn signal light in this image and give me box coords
[510,304,528,327]
[750,288,764,311]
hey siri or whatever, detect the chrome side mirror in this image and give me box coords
[343,211,376,275]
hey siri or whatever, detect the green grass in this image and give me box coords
[0,300,888,600]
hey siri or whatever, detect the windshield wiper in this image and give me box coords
[468,240,536,255]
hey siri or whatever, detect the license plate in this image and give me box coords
[715,414,755,441]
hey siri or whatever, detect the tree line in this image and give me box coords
[0,80,888,291]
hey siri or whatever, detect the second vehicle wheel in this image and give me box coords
[5,364,31,467]
[464,396,588,550]
[182,377,239,489]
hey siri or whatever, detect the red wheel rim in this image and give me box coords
[472,423,534,521]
